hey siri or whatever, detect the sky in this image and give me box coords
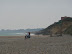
[0,0,72,29]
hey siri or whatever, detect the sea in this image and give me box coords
[0,33,35,36]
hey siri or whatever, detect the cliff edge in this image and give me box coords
[36,17,72,35]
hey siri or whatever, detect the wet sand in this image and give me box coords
[0,35,72,54]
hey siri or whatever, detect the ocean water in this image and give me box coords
[0,33,35,36]
[0,33,25,36]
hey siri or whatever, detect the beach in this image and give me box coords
[0,35,72,54]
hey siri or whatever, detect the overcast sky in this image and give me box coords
[0,0,72,29]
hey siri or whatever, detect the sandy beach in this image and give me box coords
[0,35,72,54]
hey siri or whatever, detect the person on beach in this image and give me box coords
[28,32,30,38]
[25,32,30,39]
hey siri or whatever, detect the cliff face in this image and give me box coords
[64,25,72,35]
[36,18,72,35]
